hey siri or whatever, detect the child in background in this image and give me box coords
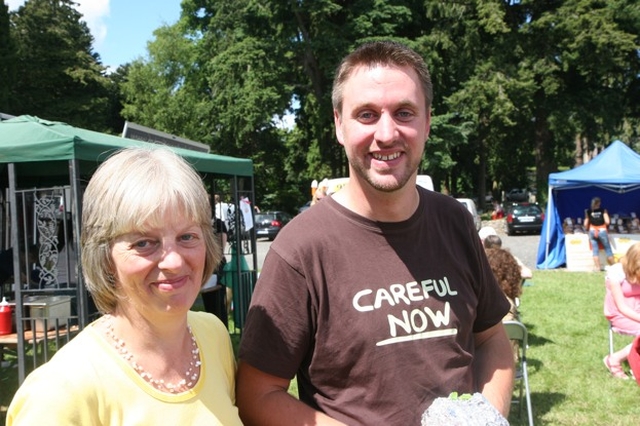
[603,242,640,379]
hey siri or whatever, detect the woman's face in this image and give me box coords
[110,209,206,320]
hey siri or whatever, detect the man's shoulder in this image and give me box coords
[274,199,340,242]
[417,187,467,211]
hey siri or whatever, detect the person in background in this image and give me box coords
[214,193,230,235]
[485,248,523,322]
[584,196,615,271]
[603,242,640,380]
[479,226,533,280]
[311,186,327,206]
[0,244,39,293]
[7,147,242,425]
[491,199,504,220]
[236,40,514,426]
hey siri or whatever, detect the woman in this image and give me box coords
[584,196,615,271]
[485,247,523,322]
[8,147,242,424]
[603,242,640,380]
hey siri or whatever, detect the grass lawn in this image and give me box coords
[2,270,640,425]
[508,269,639,425]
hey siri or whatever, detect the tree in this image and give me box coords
[0,1,16,113]
[120,0,640,211]
[9,0,112,131]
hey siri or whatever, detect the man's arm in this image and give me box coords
[473,322,515,417]
[236,361,347,426]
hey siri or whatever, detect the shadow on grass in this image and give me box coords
[508,391,567,426]
[507,322,567,425]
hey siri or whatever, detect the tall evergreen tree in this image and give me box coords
[0,1,16,113]
[120,0,640,210]
[10,0,111,130]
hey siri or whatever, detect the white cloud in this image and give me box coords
[5,0,110,46]
[74,0,110,46]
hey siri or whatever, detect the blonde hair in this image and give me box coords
[621,243,640,284]
[81,147,218,314]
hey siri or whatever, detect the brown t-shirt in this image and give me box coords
[239,188,509,425]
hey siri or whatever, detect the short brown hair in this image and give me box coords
[483,235,503,249]
[331,40,433,115]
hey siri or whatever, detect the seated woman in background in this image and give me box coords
[485,247,523,322]
[603,242,640,380]
[479,226,533,280]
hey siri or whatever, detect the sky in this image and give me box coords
[6,0,182,70]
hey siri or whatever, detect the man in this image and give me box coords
[237,41,514,425]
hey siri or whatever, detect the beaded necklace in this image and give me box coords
[103,315,201,393]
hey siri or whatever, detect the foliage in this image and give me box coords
[7,0,114,132]
[0,1,16,112]
[5,0,640,212]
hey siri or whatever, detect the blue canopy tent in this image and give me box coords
[537,140,640,269]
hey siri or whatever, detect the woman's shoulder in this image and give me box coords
[188,310,228,336]
[10,327,105,406]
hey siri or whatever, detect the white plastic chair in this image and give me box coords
[504,320,534,426]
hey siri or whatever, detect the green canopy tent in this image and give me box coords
[0,115,256,382]
[0,115,253,182]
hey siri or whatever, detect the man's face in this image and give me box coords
[334,64,430,193]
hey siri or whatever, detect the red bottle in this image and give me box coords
[0,297,12,335]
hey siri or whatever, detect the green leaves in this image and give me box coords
[11,0,637,212]
[8,0,112,131]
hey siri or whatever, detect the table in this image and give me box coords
[564,233,640,271]
[0,325,79,361]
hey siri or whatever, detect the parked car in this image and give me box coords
[456,198,482,231]
[255,211,293,240]
[506,202,544,235]
[505,188,529,202]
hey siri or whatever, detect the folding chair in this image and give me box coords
[504,320,534,426]
[609,322,633,356]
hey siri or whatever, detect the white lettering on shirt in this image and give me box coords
[353,277,457,312]
[351,276,460,346]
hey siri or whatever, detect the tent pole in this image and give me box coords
[544,185,553,269]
